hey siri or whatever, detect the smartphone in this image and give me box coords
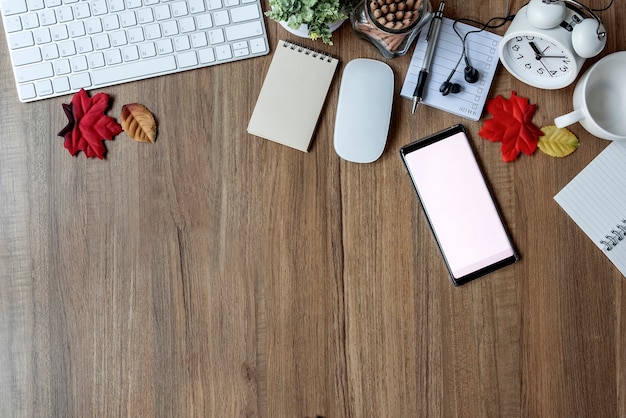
[400,124,518,286]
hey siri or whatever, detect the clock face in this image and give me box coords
[501,35,577,88]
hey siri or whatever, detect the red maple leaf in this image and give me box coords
[58,89,122,159]
[479,91,544,162]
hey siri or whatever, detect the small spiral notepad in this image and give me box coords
[554,141,626,277]
[247,40,338,152]
[400,18,501,121]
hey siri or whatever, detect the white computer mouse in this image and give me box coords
[334,58,394,163]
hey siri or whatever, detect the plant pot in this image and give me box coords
[279,19,346,39]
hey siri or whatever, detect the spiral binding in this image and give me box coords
[599,219,626,251]
[281,40,336,63]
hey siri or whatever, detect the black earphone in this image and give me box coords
[439,38,481,96]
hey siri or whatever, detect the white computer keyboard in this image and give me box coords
[0,0,269,102]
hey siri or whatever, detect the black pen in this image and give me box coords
[412,1,445,114]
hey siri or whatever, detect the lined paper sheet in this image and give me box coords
[554,141,626,277]
[400,18,501,121]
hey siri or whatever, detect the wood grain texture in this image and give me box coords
[1,0,625,416]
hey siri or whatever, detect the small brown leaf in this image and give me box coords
[121,103,157,143]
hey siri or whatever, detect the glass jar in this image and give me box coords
[350,0,432,58]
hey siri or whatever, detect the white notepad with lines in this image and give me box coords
[554,141,626,277]
[400,18,501,121]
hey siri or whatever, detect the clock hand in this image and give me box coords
[542,55,567,59]
[528,41,544,60]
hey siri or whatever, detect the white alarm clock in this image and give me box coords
[499,0,607,89]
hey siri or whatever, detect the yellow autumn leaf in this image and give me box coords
[121,103,157,143]
[538,125,579,158]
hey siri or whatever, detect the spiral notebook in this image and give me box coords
[554,141,626,277]
[247,40,338,152]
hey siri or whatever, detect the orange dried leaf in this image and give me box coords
[121,103,157,143]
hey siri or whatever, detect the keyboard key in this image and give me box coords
[75,37,93,53]
[179,16,195,33]
[102,14,119,30]
[33,27,51,44]
[207,28,223,44]
[213,10,228,26]
[50,25,69,41]
[120,10,136,26]
[8,31,34,49]
[109,30,127,46]
[41,43,58,59]
[249,37,265,54]
[4,16,22,32]
[21,13,40,29]
[11,46,42,65]
[56,6,73,23]
[68,21,85,37]
[170,1,187,16]
[177,51,197,67]
[156,38,173,54]
[225,21,263,41]
[90,0,107,15]
[122,45,139,61]
[58,40,76,56]
[69,71,91,89]
[136,8,153,23]
[19,83,37,100]
[85,17,103,34]
[230,4,259,22]
[38,8,56,25]
[196,13,212,30]
[88,52,105,67]
[93,33,110,50]
[104,48,122,64]
[215,44,231,60]
[127,27,144,43]
[190,32,207,48]
[1,0,27,16]
[53,58,70,74]
[27,0,45,10]
[138,42,156,58]
[144,24,161,40]
[154,4,170,20]
[53,76,70,92]
[15,61,53,82]
[71,55,88,71]
[174,35,190,51]
[108,0,124,12]
[73,3,91,19]
[233,46,249,57]
[206,0,221,10]
[92,55,176,85]
[188,0,204,13]
[125,0,142,8]
[198,47,214,63]
[161,20,178,36]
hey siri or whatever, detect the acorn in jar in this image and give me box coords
[351,0,432,58]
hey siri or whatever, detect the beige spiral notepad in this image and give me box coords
[247,40,338,152]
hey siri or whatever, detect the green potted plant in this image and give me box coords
[265,0,354,45]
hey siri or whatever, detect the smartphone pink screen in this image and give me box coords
[404,132,515,278]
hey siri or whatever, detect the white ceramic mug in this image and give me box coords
[554,51,626,141]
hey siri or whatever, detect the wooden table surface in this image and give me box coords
[1,0,625,416]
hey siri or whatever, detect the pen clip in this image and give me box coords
[425,14,435,41]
